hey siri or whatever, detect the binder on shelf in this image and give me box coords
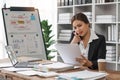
[61,0,65,6]
[106,45,116,61]
[107,24,117,42]
[69,0,73,5]
[60,30,72,33]
[59,33,71,37]
[64,0,69,6]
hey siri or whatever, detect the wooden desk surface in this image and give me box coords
[0,58,120,80]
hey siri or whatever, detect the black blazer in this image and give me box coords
[70,32,106,70]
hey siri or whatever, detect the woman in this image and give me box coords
[70,13,106,70]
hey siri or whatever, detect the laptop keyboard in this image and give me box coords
[15,62,39,68]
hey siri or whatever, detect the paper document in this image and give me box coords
[0,62,12,68]
[58,70,107,80]
[3,67,32,72]
[55,44,81,65]
[17,70,58,77]
[17,70,38,76]
[42,62,74,72]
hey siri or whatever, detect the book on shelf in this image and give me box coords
[83,12,92,22]
[106,53,116,57]
[106,45,116,50]
[58,36,71,41]
[85,0,92,3]
[105,0,114,2]
[77,0,82,4]
[58,19,71,24]
[69,0,73,5]
[58,30,72,41]
[61,0,65,6]
[96,15,116,23]
[106,45,116,61]
[75,0,92,4]
[60,30,72,33]
[59,13,73,19]
[59,33,71,37]
[96,0,114,3]
[106,57,116,61]
[58,13,73,24]
[106,50,116,54]
[64,0,69,6]
[96,0,105,3]
[57,0,61,6]
[58,0,73,6]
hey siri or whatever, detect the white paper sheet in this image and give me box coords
[17,70,58,77]
[33,62,74,72]
[58,70,107,80]
[0,62,12,68]
[3,67,32,71]
[55,44,81,65]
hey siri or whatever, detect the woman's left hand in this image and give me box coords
[76,54,93,67]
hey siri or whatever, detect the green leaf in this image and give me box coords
[41,20,56,60]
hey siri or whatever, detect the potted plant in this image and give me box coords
[41,20,56,60]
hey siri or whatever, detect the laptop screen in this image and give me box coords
[2,7,47,60]
[5,46,18,65]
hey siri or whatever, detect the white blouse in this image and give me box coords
[79,29,99,58]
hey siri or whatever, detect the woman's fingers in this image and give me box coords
[80,54,87,60]
[76,57,86,65]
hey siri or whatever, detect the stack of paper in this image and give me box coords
[58,70,107,80]
[58,30,72,41]
[42,62,74,72]
[58,13,73,24]
[17,70,58,77]
[3,67,31,72]
[106,45,116,61]
[96,15,116,22]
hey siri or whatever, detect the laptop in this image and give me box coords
[5,46,39,68]
[55,44,81,65]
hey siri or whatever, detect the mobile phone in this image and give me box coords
[73,31,83,40]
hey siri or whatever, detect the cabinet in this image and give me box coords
[57,0,120,71]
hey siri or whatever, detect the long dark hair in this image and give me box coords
[71,13,89,25]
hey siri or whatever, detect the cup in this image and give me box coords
[97,59,106,72]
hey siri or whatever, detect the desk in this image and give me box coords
[0,58,120,80]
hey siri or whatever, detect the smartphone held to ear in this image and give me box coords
[73,31,82,40]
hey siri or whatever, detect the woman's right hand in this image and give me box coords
[70,32,81,43]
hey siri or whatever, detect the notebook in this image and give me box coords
[55,44,81,65]
[5,46,39,68]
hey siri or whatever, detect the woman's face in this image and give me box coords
[72,20,90,37]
